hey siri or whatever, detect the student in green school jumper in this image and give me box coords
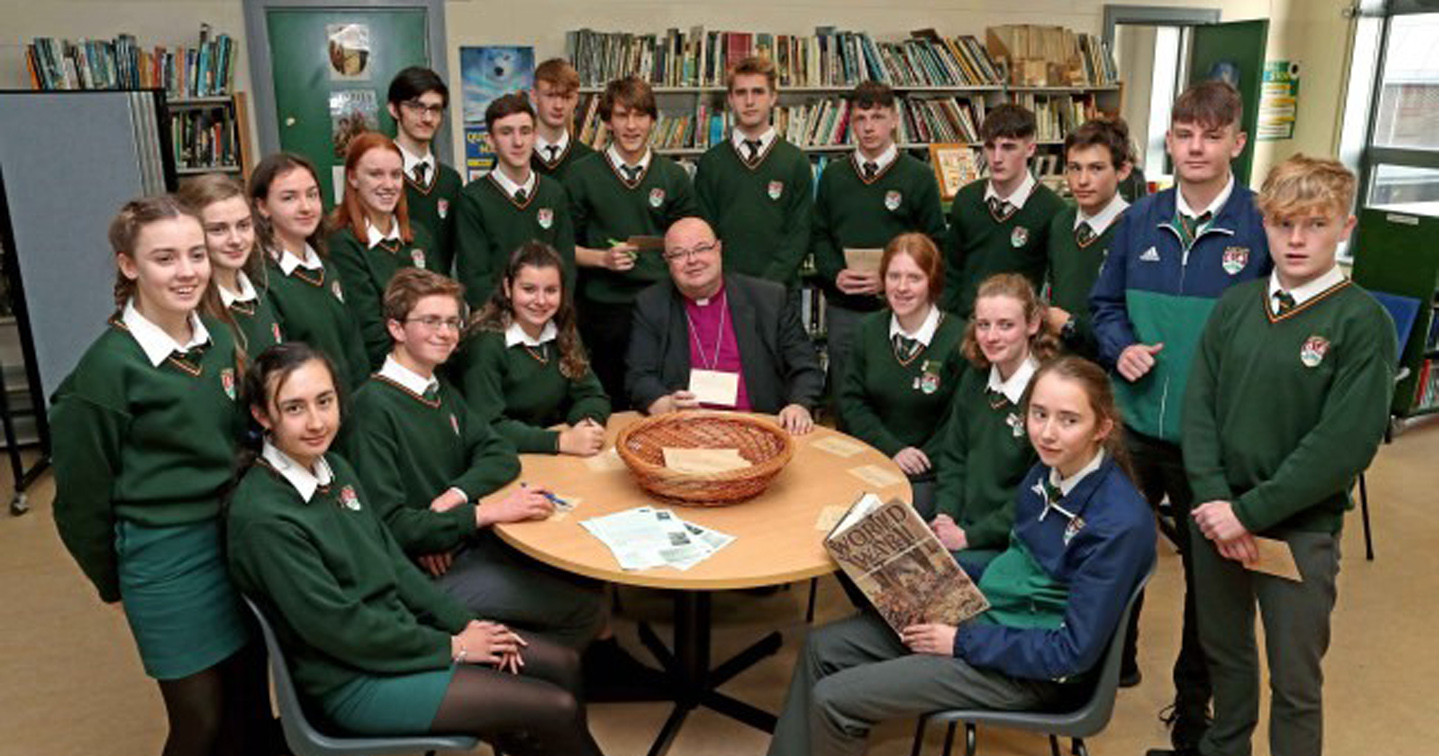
[454,93,576,308]
[457,241,610,456]
[694,55,813,287]
[942,103,1066,319]
[1182,156,1395,756]
[531,58,597,184]
[1044,118,1133,361]
[343,269,604,650]
[227,343,606,755]
[249,152,370,390]
[179,174,285,354]
[566,75,698,406]
[836,233,966,519]
[1093,82,1272,755]
[388,66,463,275]
[811,81,947,404]
[932,273,1058,574]
[328,132,434,369]
[50,196,279,756]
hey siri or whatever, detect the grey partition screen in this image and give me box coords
[0,90,170,449]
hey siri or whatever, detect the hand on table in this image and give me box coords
[892,447,932,476]
[930,515,967,551]
[901,623,958,656]
[558,420,606,456]
[778,404,814,435]
[477,488,554,527]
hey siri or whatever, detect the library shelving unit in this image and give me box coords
[165,92,253,183]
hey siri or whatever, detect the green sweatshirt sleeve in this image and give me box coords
[836,327,907,457]
[345,409,476,554]
[451,403,522,498]
[932,389,970,521]
[380,520,474,632]
[695,155,720,224]
[459,337,562,454]
[49,392,127,602]
[765,156,816,284]
[233,518,458,673]
[554,189,578,295]
[565,365,612,426]
[666,166,700,220]
[810,179,845,289]
[454,188,495,307]
[913,165,948,251]
[327,233,391,369]
[940,199,966,315]
[1232,318,1397,534]
[1181,302,1238,505]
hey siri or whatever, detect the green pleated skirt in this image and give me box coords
[318,666,457,735]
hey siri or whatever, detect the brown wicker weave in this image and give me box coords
[615,411,795,506]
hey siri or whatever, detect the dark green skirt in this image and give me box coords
[319,666,457,734]
[116,519,250,680]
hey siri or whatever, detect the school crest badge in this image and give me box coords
[332,281,345,303]
[338,485,362,511]
[1006,411,1025,437]
[767,180,784,200]
[1300,335,1330,368]
[220,368,236,400]
[1063,516,1086,546]
[537,208,554,229]
[918,360,940,395]
[271,322,283,344]
[449,413,460,436]
[649,188,666,208]
[411,249,427,269]
[884,190,902,211]
[437,199,450,219]
[1222,246,1249,275]
[1011,226,1030,248]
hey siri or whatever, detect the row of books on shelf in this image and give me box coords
[986,25,1118,87]
[171,106,242,172]
[24,25,237,99]
[1013,92,1103,142]
[566,25,1116,90]
[1414,358,1437,411]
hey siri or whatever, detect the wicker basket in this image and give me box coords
[615,411,795,506]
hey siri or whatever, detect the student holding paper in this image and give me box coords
[836,233,966,518]
[458,241,611,455]
[531,58,596,183]
[625,217,823,434]
[1177,156,1394,756]
[768,356,1156,756]
[228,343,606,755]
[342,268,604,649]
[454,93,576,307]
[931,273,1057,572]
[566,76,698,405]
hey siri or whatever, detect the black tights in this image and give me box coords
[429,636,603,756]
[156,641,281,756]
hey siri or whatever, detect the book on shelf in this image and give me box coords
[171,104,241,171]
[24,24,238,99]
[986,25,1118,87]
[1011,91,1099,142]
[825,493,989,634]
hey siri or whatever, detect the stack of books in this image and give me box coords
[170,104,241,171]
[24,24,238,99]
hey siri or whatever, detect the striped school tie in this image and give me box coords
[1177,210,1212,250]
[1075,221,1097,248]
[744,139,762,164]
[1273,290,1297,315]
[987,196,1014,222]
[892,334,920,362]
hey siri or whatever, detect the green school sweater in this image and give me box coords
[533,137,596,185]
[454,172,576,307]
[836,309,967,458]
[327,225,433,369]
[227,453,473,701]
[226,287,286,355]
[454,329,611,453]
[342,374,520,555]
[942,178,1066,317]
[566,152,699,305]
[50,315,242,602]
[264,255,371,391]
[1183,278,1396,534]
[694,136,814,286]
[1045,205,1122,359]
[812,152,947,312]
[933,365,1039,550]
[405,161,463,276]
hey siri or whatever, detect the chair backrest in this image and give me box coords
[243,596,331,755]
[1064,562,1155,735]
[1369,290,1421,362]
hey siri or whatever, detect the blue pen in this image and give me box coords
[521,482,569,508]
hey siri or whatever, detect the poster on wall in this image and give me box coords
[460,45,535,181]
[327,24,373,81]
[1258,60,1301,141]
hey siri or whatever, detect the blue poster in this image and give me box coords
[461,46,535,180]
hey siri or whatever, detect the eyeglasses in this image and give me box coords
[405,316,464,332]
[662,241,719,262]
[401,99,446,117]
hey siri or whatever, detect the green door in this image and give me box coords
[1188,20,1268,186]
[265,8,430,203]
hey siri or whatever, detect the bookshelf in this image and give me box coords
[166,92,253,182]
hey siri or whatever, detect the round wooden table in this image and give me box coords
[493,411,911,756]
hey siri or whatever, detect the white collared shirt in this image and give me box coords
[1075,193,1130,237]
[1176,173,1235,221]
[985,172,1038,212]
[1268,266,1346,314]
[505,320,558,348]
[535,129,571,163]
[217,270,259,308]
[276,243,324,275]
[606,144,653,177]
[122,299,210,367]
[399,143,437,183]
[365,217,402,249]
[491,166,537,199]
[731,127,777,155]
[378,354,440,397]
[1050,449,1106,498]
[988,354,1039,405]
[262,440,334,503]
[888,305,941,347]
[854,143,898,175]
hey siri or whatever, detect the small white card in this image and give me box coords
[847,464,904,488]
[811,436,866,458]
[583,447,627,472]
[689,369,740,406]
[662,447,751,474]
[843,247,884,273]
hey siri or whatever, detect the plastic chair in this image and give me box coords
[1352,290,1422,562]
[909,565,1154,756]
[243,597,480,756]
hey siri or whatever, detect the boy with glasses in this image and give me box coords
[388,66,464,275]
